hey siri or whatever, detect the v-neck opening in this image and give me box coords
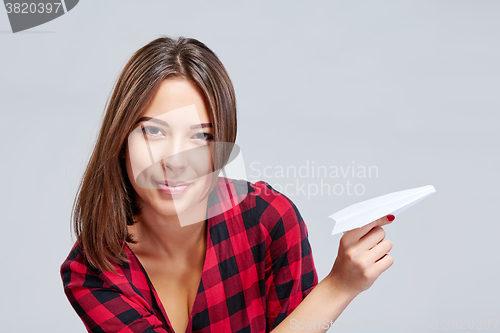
[124,218,211,333]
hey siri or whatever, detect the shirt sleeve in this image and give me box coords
[260,183,319,331]
[61,249,170,333]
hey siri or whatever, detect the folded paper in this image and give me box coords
[330,185,436,235]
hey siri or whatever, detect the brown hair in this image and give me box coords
[72,36,237,272]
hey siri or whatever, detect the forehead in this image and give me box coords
[143,78,210,121]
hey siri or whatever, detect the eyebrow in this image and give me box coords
[137,117,213,129]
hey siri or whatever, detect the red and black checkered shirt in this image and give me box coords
[61,178,318,333]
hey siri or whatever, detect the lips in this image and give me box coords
[153,179,192,195]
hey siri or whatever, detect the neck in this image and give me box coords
[127,199,209,262]
[130,219,206,261]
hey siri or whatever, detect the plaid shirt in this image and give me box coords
[61,178,318,333]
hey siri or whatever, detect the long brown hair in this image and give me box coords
[72,36,237,273]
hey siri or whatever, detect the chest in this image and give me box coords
[146,261,204,333]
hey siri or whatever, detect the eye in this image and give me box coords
[142,126,165,137]
[193,133,214,141]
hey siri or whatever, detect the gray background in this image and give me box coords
[1,0,498,332]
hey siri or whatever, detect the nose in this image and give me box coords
[162,152,188,173]
[160,138,189,175]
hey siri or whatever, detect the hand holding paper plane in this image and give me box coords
[330,185,436,235]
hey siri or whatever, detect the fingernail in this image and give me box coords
[387,215,395,222]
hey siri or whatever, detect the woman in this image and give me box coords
[61,36,394,333]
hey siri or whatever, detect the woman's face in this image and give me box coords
[124,78,215,226]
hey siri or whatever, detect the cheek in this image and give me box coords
[128,133,163,188]
[188,146,213,176]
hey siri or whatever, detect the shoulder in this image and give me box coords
[60,241,101,281]
[60,240,142,293]
[249,179,304,232]
[60,242,164,330]
[250,180,302,220]
[210,177,306,240]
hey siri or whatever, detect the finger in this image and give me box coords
[358,226,386,251]
[367,239,393,264]
[358,215,394,238]
[343,215,394,244]
[341,219,381,248]
[372,254,394,275]
[380,214,395,227]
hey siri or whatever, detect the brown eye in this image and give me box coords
[143,126,164,137]
[193,133,214,141]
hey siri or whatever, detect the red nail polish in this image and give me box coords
[387,215,395,222]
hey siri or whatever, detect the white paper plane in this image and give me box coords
[330,185,436,235]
